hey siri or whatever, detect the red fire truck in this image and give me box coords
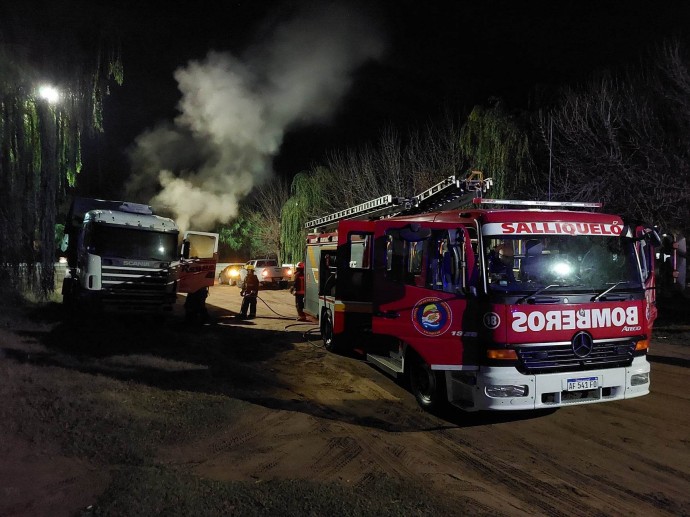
[304,174,660,412]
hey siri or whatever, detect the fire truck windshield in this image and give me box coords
[482,234,642,294]
[86,224,179,262]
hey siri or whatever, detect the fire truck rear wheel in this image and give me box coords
[321,309,342,352]
[409,353,446,411]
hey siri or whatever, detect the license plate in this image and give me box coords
[566,377,599,391]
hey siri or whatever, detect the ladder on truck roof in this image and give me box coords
[305,171,492,230]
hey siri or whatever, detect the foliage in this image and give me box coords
[219,214,254,250]
[250,179,291,262]
[279,123,473,263]
[459,100,535,198]
[270,39,690,264]
[0,3,122,297]
[281,168,339,264]
[324,123,468,203]
[537,40,690,232]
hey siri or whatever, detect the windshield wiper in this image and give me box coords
[516,284,560,305]
[593,281,629,302]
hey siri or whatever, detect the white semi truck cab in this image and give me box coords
[61,197,180,313]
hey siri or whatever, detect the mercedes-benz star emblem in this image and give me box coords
[572,331,594,358]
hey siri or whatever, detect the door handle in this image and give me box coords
[375,311,400,319]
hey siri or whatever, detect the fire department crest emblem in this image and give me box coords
[412,298,452,337]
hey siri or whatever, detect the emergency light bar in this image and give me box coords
[472,198,602,209]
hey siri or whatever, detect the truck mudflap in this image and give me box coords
[444,356,650,411]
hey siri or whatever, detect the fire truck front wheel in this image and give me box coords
[408,353,446,411]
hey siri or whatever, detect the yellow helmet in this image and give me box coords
[246,264,255,271]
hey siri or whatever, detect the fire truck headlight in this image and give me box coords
[485,385,529,398]
[631,372,649,386]
[551,261,573,277]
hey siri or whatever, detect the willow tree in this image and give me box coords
[0,3,122,297]
[459,100,535,199]
[281,167,341,264]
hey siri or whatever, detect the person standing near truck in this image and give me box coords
[291,262,306,321]
[238,264,259,319]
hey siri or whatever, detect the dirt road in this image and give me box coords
[195,286,690,516]
[2,285,690,516]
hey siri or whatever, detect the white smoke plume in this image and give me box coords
[127,2,387,232]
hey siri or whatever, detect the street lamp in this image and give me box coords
[38,84,60,104]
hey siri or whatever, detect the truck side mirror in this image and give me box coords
[621,223,662,247]
[643,227,662,247]
[181,240,190,259]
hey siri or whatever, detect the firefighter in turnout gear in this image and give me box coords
[238,264,259,319]
[291,262,306,321]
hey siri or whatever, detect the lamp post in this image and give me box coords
[37,84,60,104]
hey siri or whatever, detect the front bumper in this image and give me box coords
[446,356,650,411]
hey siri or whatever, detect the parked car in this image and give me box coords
[217,263,245,286]
[238,259,292,289]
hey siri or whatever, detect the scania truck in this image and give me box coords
[62,197,217,315]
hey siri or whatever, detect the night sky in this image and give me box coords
[8,1,690,199]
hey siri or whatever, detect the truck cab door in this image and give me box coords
[634,225,661,328]
[178,231,219,293]
[372,224,479,368]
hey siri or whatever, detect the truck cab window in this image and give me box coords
[349,233,372,269]
[427,229,467,293]
[385,229,427,287]
[384,227,473,291]
[341,232,373,300]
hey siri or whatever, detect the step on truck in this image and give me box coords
[62,197,218,315]
[303,173,660,412]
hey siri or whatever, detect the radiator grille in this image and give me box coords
[517,340,635,374]
[100,265,175,311]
